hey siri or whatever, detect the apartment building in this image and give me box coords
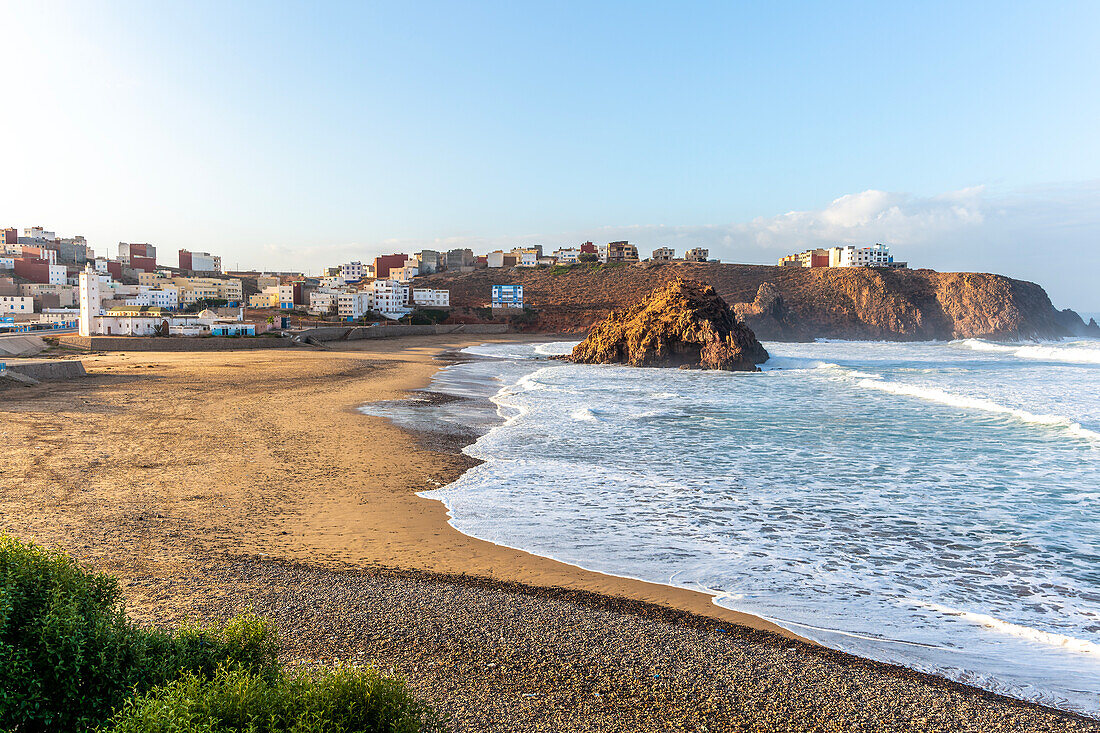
[369,279,411,318]
[340,261,366,281]
[411,288,450,307]
[337,290,373,320]
[606,241,639,263]
[179,249,222,273]
[491,284,523,309]
[779,244,906,269]
[684,248,709,262]
[118,242,156,271]
[652,247,675,261]
[309,290,339,315]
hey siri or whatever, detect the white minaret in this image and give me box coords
[78,265,101,336]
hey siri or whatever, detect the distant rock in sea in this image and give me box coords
[567,278,768,371]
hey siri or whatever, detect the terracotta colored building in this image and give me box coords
[373,253,409,280]
[13,257,51,283]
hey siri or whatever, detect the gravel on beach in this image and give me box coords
[145,556,1099,733]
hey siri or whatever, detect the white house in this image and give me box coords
[0,256,13,270]
[412,288,449,308]
[552,248,580,264]
[123,286,179,310]
[0,296,34,314]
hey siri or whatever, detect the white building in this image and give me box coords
[337,290,373,320]
[0,256,13,270]
[652,247,675,261]
[552,248,580,264]
[515,250,539,267]
[123,287,179,309]
[309,290,339,315]
[487,251,506,268]
[341,261,366,281]
[39,308,79,325]
[368,279,411,319]
[412,288,450,308]
[0,296,34,314]
[320,275,346,289]
[830,243,897,268]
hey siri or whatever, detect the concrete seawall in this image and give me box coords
[58,335,296,351]
[295,323,510,343]
[2,360,87,382]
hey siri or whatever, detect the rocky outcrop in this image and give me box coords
[733,282,797,340]
[567,279,768,370]
[419,262,1089,341]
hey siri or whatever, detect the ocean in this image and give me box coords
[365,338,1100,716]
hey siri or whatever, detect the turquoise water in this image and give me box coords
[383,339,1100,715]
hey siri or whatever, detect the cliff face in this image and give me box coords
[420,262,1095,341]
[567,279,768,370]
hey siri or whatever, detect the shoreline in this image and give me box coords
[1,334,1095,730]
[379,339,1100,722]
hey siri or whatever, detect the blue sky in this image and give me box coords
[1,1,1098,309]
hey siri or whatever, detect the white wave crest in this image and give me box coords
[953,339,1100,365]
[856,378,1100,444]
[916,602,1100,656]
[570,407,600,422]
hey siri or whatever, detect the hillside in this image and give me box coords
[420,262,1098,341]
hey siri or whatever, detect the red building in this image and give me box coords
[579,241,597,254]
[373,253,409,280]
[178,249,193,270]
[2,228,17,246]
[129,255,156,272]
[104,261,123,280]
[13,257,51,283]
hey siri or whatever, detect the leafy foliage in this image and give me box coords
[0,536,434,733]
[108,665,443,733]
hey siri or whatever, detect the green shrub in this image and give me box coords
[0,535,277,732]
[107,665,443,733]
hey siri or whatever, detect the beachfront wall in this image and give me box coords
[296,323,509,343]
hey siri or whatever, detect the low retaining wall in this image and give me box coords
[296,323,509,343]
[3,360,87,381]
[57,335,295,352]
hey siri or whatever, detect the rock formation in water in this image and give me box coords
[566,278,768,371]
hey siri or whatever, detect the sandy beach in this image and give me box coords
[1,335,1096,731]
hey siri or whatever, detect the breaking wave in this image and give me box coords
[856,378,1100,445]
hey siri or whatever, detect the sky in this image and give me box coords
[1,1,1098,310]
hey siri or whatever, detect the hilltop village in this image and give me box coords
[1,225,913,339]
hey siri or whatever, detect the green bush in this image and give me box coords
[107,666,443,733]
[0,536,276,731]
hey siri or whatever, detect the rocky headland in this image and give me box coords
[566,278,768,370]
[420,262,1100,341]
